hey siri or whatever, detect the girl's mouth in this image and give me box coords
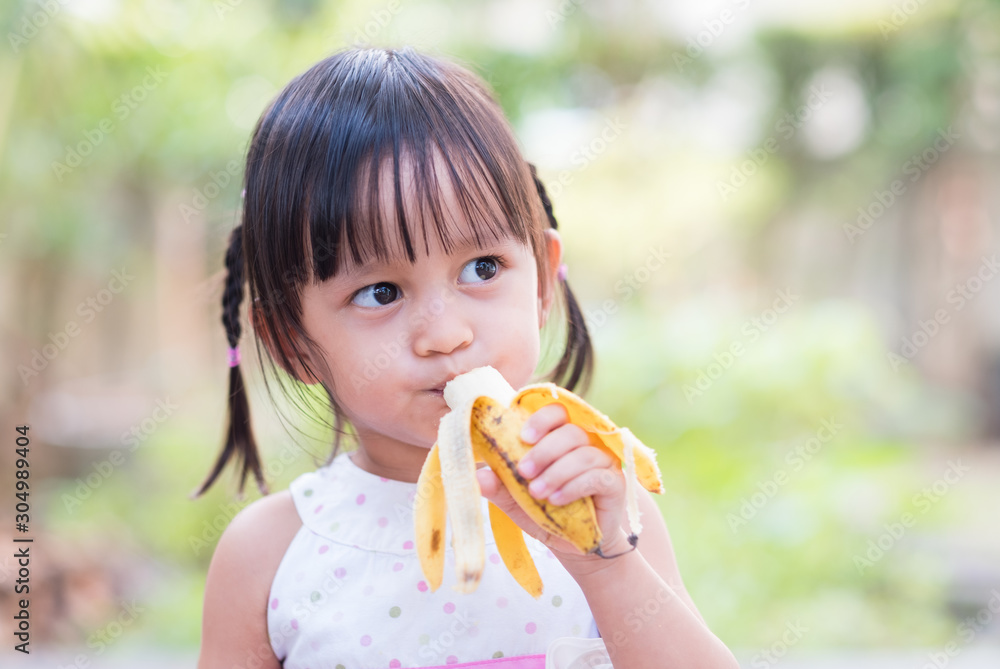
[426,369,473,397]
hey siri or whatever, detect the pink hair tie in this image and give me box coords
[557,263,568,281]
[228,346,241,367]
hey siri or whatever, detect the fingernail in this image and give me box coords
[521,425,538,443]
[529,479,546,496]
[518,459,536,478]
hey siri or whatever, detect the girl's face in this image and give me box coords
[289,162,561,478]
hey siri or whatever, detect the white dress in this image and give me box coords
[267,450,603,668]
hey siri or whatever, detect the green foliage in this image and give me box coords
[6,0,994,656]
[585,303,967,647]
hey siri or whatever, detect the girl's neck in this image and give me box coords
[348,439,428,483]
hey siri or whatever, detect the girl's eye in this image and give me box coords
[459,256,500,284]
[352,282,399,307]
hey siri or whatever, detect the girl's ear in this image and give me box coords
[250,304,321,384]
[538,228,563,328]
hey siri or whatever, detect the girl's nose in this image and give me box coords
[411,293,473,357]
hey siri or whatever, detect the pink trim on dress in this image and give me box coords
[413,653,546,669]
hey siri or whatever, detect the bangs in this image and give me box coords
[243,47,543,292]
[314,138,531,279]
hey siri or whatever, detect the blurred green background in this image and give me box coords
[2,0,1000,666]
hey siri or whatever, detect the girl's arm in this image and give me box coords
[198,491,302,669]
[475,404,739,669]
[560,486,738,668]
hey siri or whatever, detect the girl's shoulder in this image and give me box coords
[217,489,303,564]
[198,490,302,668]
[207,489,303,592]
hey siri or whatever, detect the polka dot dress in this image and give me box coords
[267,451,600,668]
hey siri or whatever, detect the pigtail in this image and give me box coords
[192,225,268,497]
[528,163,594,394]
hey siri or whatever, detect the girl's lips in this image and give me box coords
[426,377,456,395]
[426,370,472,396]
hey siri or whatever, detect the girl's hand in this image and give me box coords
[474,403,633,570]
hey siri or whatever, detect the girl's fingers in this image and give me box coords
[475,466,583,554]
[510,403,631,559]
[525,445,616,503]
[517,421,590,480]
[519,403,569,445]
[548,464,622,506]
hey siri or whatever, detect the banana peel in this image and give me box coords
[414,366,663,597]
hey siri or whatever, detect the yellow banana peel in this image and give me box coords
[414,366,663,597]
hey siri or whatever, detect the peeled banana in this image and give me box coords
[414,366,663,597]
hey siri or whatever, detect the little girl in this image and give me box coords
[196,46,737,669]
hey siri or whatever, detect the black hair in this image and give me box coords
[195,46,593,496]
